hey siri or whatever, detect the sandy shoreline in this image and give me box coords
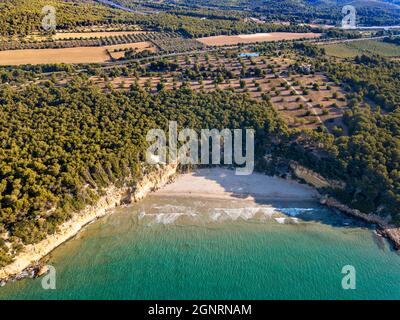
[0,163,178,283]
[0,167,317,282]
[156,168,319,201]
[5,166,397,284]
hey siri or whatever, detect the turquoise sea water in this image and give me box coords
[0,195,400,300]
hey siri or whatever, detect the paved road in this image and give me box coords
[95,0,149,15]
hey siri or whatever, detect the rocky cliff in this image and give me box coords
[290,161,345,190]
[320,196,400,249]
[291,161,400,249]
[0,163,178,284]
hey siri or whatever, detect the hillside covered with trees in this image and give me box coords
[117,0,400,26]
[0,0,130,37]
[283,44,400,222]
[0,79,284,266]
[0,0,400,271]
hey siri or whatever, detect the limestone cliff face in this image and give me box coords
[290,161,400,249]
[0,185,131,282]
[290,161,345,190]
[132,163,178,202]
[0,163,178,283]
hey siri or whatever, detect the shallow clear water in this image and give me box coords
[1,195,399,300]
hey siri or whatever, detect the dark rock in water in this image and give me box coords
[373,230,386,251]
[0,264,46,286]
[28,269,35,278]
[36,265,49,277]
[15,270,29,280]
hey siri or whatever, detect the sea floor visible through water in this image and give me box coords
[0,194,399,300]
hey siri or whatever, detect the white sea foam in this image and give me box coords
[211,208,259,221]
[140,204,199,225]
[139,203,313,225]
[153,205,188,212]
[274,217,286,224]
[155,212,186,224]
[210,207,277,221]
[139,211,146,220]
[260,208,277,217]
[277,208,314,217]
[140,211,198,225]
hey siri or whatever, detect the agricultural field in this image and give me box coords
[58,24,143,33]
[4,28,148,42]
[152,38,205,52]
[0,41,157,65]
[197,32,321,46]
[0,31,178,51]
[0,28,350,132]
[0,30,181,64]
[322,40,400,58]
[0,46,112,65]
[86,48,348,131]
[107,42,157,60]
[53,31,148,40]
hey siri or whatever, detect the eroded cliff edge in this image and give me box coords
[0,163,178,283]
[291,161,400,249]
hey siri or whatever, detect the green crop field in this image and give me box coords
[323,40,400,58]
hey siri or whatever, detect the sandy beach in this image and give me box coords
[0,166,321,283]
[0,164,178,282]
[3,166,399,286]
[157,168,319,201]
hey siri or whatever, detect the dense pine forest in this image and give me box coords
[0,0,132,37]
[0,0,400,267]
[283,45,400,222]
[0,80,284,266]
[0,0,318,38]
[114,0,400,26]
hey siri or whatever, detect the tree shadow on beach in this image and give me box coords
[190,167,392,251]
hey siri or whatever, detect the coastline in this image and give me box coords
[154,168,400,249]
[155,168,319,201]
[289,161,400,250]
[1,165,399,284]
[0,163,178,284]
[320,196,400,250]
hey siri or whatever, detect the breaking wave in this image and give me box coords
[138,203,315,225]
[277,208,316,217]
